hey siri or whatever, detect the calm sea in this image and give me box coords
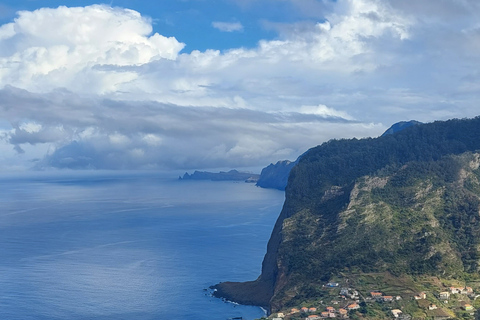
[0,172,285,320]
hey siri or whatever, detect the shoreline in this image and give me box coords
[210,280,272,315]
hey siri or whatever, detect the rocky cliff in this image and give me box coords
[214,116,480,312]
[256,160,296,190]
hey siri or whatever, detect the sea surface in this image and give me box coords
[0,171,285,320]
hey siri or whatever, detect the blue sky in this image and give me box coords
[1,0,480,171]
[0,0,316,51]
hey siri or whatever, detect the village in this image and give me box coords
[262,276,480,320]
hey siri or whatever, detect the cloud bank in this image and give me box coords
[1,1,480,170]
[0,87,380,170]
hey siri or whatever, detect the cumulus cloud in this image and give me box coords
[1,1,480,170]
[212,21,244,32]
[0,5,184,93]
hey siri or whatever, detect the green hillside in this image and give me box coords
[214,116,480,317]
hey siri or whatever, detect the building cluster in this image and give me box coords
[367,291,401,303]
[271,281,477,320]
[271,303,358,319]
[438,286,474,301]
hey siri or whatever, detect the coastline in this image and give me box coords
[211,280,272,314]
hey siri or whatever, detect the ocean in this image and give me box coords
[0,172,285,320]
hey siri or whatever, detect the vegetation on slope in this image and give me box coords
[215,116,480,314]
[271,117,480,310]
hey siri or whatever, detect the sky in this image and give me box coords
[1,0,480,171]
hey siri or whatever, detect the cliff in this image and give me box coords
[256,160,296,190]
[213,116,480,312]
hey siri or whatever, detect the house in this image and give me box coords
[327,282,339,287]
[428,304,437,310]
[347,303,360,310]
[439,291,450,300]
[414,292,426,300]
[291,308,300,314]
[301,307,309,313]
[321,311,330,318]
[326,306,335,312]
[338,308,348,316]
[449,287,459,294]
[391,309,402,318]
[370,291,382,298]
[309,307,317,313]
[463,304,474,311]
[276,312,285,318]
[383,296,394,302]
[307,315,321,320]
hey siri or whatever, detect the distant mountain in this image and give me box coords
[256,160,296,190]
[179,169,259,182]
[381,120,422,136]
[213,116,480,313]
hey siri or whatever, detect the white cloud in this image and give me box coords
[19,122,42,133]
[212,21,244,32]
[0,88,385,170]
[300,105,354,121]
[1,1,480,170]
[0,5,184,94]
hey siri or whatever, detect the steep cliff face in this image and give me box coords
[214,116,480,312]
[256,160,296,190]
[269,152,480,309]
